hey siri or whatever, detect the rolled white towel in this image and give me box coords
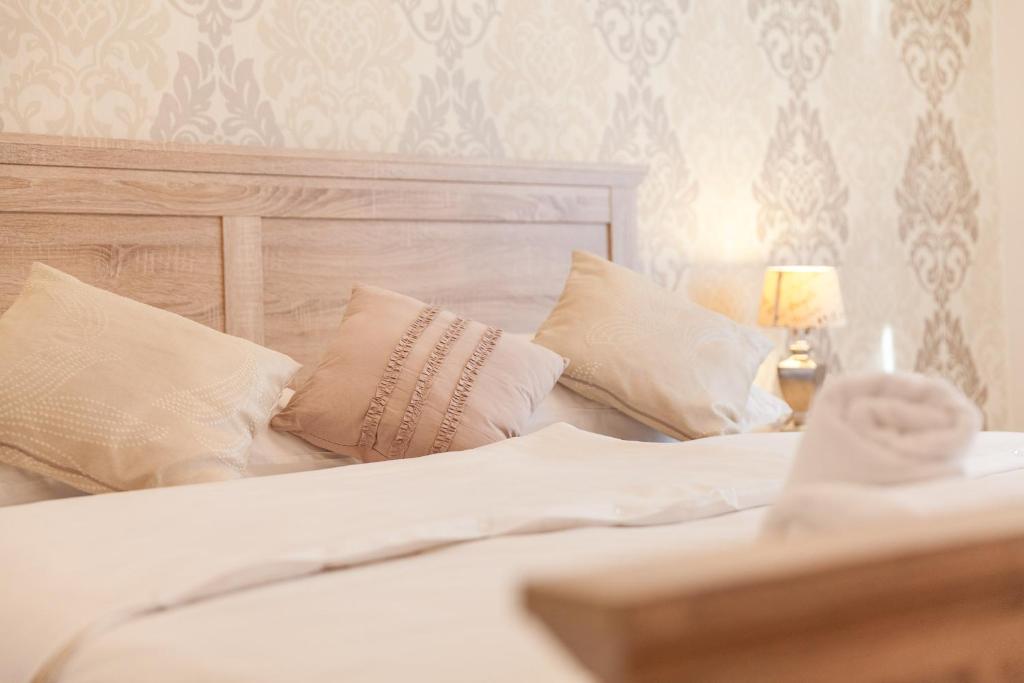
[783,372,981,487]
[762,372,982,538]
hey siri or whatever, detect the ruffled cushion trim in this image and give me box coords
[389,317,467,459]
[430,327,502,454]
[357,306,439,450]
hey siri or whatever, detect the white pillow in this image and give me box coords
[245,389,358,476]
[741,385,793,432]
[525,382,791,441]
[525,383,674,441]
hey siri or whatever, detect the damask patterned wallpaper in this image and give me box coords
[0,0,1009,426]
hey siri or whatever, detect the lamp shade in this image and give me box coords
[758,266,846,329]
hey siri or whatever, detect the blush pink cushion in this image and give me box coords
[272,285,567,462]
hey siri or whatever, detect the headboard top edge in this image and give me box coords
[0,133,647,188]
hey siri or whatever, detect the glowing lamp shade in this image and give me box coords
[758,266,846,330]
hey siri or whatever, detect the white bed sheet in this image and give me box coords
[2,427,1023,683]
[0,425,796,683]
[62,510,766,683]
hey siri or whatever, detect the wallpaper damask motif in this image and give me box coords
[0,0,1009,426]
[750,0,848,373]
[399,0,503,155]
[892,0,988,411]
[592,0,695,288]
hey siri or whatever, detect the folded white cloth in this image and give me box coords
[763,372,983,537]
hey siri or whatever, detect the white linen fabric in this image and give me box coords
[243,389,357,476]
[763,432,1024,537]
[524,383,674,441]
[782,372,982,487]
[524,384,790,441]
[3,429,1023,683]
[741,385,792,432]
[0,425,793,683]
[48,511,772,683]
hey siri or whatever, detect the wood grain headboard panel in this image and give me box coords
[0,134,644,371]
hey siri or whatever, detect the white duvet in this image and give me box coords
[2,425,1023,683]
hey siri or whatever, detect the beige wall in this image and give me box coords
[994,0,1024,429]
[0,0,1010,426]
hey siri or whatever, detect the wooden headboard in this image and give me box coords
[0,134,644,372]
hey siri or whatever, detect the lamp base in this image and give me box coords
[777,339,826,426]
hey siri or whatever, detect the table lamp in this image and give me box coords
[758,266,846,425]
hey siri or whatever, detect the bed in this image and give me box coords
[1,134,1024,683]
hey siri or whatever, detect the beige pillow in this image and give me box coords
[0,263,299,493]
[533,251,773,439]
[272,285,566,461]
